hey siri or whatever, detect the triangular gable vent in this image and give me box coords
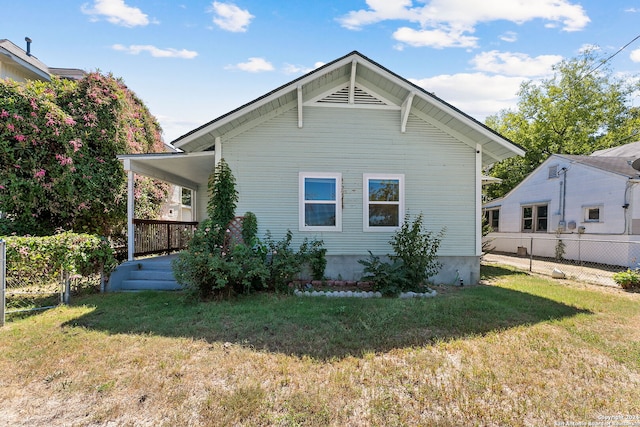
[317,85,387,106]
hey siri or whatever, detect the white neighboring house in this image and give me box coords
[484,141,640,267]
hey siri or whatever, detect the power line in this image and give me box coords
[581,33,640,80]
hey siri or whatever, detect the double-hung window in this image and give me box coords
[299,172,342,231]
[363,174,404,232]
[522,204,548,232]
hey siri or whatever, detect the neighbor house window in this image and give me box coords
[363,174,404,232]
[548,165,558,179]
[584,206,601,223]
[484,208,500,231]
[522,204,548,232]
[299,172,342,231]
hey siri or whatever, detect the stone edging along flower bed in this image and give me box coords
[293,289,438,299]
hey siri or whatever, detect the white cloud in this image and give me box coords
[578,43,600,53]
[500,31,518,42]
[282,61,326,75]
[631,49,640,63]
[226,57,274,73]
[393,26,478,49]
[410,72,525,119]
[81,0,151,27]
[211,1,254,32]
[338,0,416,30]
[338,0,589,49]
[471,51,562,77]
[112,44,198,59]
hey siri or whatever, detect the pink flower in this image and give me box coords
[55,154,73,166]
[18,246,29,256]
[14,134,26,142]
[0,184,5,190]
[63,117,76,125]
[69,139,83,152]
[0,109,8,118]
[34,169,46,179]
[6,123,14,131]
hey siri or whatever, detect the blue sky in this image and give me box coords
[2,0,639,143]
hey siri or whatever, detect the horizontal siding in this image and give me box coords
[208,106,476,257]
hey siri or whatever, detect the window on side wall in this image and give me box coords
[584,206,601,223]
[521,204,548,232]
[299,172,342,231]
[484,208,500,231]
[363,174,404,232]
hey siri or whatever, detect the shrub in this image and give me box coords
[262,231,324,292]
[173,162,327,298]
[358,251,410,297]
[174,228,325,298]
[0,74,168,237]
[359,213,445,296]
[2,232,116,291]
[242,212,259,247]
[612,269,640,289]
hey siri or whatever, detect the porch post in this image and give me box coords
[476,144,482,256]
[127,168,135,261]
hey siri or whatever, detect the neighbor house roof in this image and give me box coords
[172,51,524,167]
[0,38,50,81]
[590,141,640,157]
[558,154,640,179]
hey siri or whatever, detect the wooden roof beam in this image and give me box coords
[349,59,357,104]
[297,85,303,128]
[401,92,415,133]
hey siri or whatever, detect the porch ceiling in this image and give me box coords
[118,151,215,190]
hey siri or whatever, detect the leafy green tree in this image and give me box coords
[0,73,168,236]
[207,158,238,246]
[486,49,640,199]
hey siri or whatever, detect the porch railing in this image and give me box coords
[133,219,198,257]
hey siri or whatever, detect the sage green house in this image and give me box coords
[120,51,523,285]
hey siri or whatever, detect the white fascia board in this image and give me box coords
[175,55,360,149]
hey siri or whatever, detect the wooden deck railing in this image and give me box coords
[133,219,198,257]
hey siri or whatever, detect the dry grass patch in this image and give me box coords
[1,264,639,426]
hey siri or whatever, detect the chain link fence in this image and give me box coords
[1,239,104,326]
[482,234,640,287]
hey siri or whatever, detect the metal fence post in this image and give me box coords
[1,240,5,327]
[529,237,533,272]
[63,270,70,305]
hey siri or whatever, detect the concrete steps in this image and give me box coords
[108,255,183,292]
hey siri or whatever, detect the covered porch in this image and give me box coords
[118,151,218,261]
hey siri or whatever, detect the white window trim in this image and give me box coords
[299,172,342,232]
[583,205,602,223]
[363,173,405,232]
[521,203,549,233]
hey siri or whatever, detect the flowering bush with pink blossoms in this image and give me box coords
[0,73,168,237]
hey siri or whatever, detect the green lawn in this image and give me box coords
[1,264,639,426]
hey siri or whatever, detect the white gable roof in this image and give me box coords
[172,51,523,167]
